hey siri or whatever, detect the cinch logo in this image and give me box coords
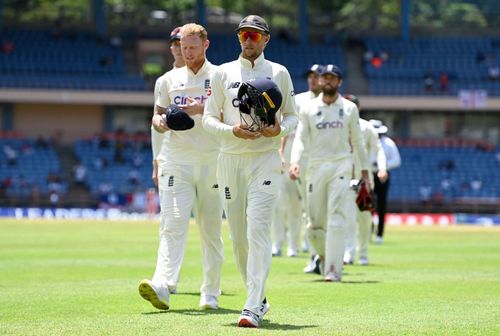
[173,95,208,105]
[316,120,344,129]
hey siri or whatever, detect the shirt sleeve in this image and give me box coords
[372,130,387,172]
[290,106,309,164]
[202,69,234,137]
[278,70,298,137]
[384,137,402,170]
[349,106,370,171]
[155,76,170,109]
[151,126,163,160]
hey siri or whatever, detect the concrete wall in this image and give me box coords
[14,103,103,144]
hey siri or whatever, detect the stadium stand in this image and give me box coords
[364,37,500,96]
[0,29,147,91]
[390,139,499,203]
[0,133,66,202]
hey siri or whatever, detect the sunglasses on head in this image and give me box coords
[238,31,264,43]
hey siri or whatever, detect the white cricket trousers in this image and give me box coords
[217,150,281,315]
[272,173,302,254]
[153,160,224,297]
[306,159,352,279]
[344,190,372,262]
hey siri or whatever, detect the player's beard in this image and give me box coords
[322,83,338,97]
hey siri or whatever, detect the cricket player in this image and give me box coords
[202,15,297,328]
[272,64,322,259]
[140,23,224,311]
[289,64,370,282]
[343,94,387,265]
[151,26,185,187]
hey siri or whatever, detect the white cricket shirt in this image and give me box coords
[155,60,220,165]
[202,53,297,155]
[290,95,369,170]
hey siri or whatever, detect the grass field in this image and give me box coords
[0,218,499,335]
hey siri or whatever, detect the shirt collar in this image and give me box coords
[238,52,266,69]
[186,59,211,76]
[319,93,342,107]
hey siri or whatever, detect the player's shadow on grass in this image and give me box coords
[309,279,381,284]
[171,307,241,315]
[222,320,318,331]
[172,291,236,297]
[142,307,240,316]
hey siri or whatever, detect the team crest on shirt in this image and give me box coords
[204,79,212,96]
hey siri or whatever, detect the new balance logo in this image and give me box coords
[225,187,231,200]
[168,176,174,187]
[262,180,271,186]
[212,184,219,189]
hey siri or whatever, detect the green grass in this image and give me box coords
[0,219,499,335]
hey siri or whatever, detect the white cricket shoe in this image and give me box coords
[375,236,384,244]
[238,309,260,328]
[259,297,270,321]
[199,295,218,310]
[272,247,282,257]
[359,257,369,265]
[324,271,342,282]
[138,279,170,310]
[287,248,299,257]
[304,255,321,274]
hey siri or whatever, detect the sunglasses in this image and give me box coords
[238,31,264,43]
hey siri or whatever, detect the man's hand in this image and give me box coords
[233,124,262,140]
[152,160,159,187]
[289,162,300,181]
[179,96,204,116]
[152,105,169,133]
[262,114,281,137]
[377,169,388,183]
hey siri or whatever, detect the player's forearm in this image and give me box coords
[279,113,298,138]
[151,126,163,160]
[202,114,234,138]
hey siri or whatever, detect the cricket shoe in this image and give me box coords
[138,279,170,310]
[324,271,342,282]
[272,247,282,257]
[303,255,321,274]
[359,257,369,266]
[287,248,299,257]
[199,295,218,310]
[238,309,260,328]
[375,236,384,244]
[259,297,270,321]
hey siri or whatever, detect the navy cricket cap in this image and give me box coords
[236,15,270,34]
[165,104,194,131]
[170,27,182,42]
[306,64,323,77]
[321,64,343,79]
[344,94,360,107]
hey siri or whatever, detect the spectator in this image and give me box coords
[1,40,15,54]
[424,71,434,93]
[35,136,50,149]
[470,177,482,193]
[72,161,87,186]
[439,72,449,93]
[3,144,18,165]
[419,183,432,204]
[488,64,499,81]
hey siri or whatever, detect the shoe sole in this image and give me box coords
[200,304,218,310]
[138,281,169,310]
[238,318,258,328]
